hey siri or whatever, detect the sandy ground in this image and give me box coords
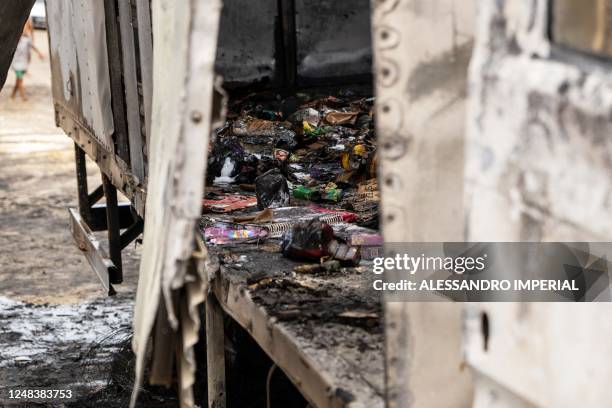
[0,30,144,406]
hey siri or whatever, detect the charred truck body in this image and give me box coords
[0,0,606,407]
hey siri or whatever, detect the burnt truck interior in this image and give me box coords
[49,0,383,406]
[203,1,383,406]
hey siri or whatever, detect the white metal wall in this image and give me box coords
[465,1,612,407]
[372,0,476,407]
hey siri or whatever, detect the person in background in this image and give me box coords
[10,22,43,101]
[23,18,34,42]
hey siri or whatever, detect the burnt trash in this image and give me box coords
[292,185,322,202]
[207,136,243,183]
[236,154,260,184]
[272,133,298,179]
[294,260,341,274]
[281,219,334,259]
[347,233,383,260]
[327,239,360,265]
[202,222,269,244]
[355,113,372,130]
[342,179,379,228]
[256,155,297,183]
[203,193,258,213]
[207,136,258,184]
[293,182,343,203]
[274,132,298,156]
[339,143,377,184]
[232,117,295,139]
[204,90,379,259]
[255,168,290,210]
[323,111,359,126]
[232,208,274,224]
[288,107,320,127]
[281,219,360,265]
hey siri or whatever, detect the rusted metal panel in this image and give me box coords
[47,0,114,151]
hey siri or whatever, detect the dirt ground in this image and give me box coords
[0,30,146,406]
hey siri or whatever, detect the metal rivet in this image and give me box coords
[190,110,203,123]
[378,59,399,87]
[384,174,402,191]
[380,134,410,160]
[377,26,400,49]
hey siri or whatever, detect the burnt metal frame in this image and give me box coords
[207,271,361,408]
[74,144,144,294]
[195,239,380,408]
[51,0,150,295]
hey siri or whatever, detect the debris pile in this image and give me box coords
[200,90,382,326]
[203,90,379,237]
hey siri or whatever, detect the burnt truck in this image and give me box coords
[40,0,612,407]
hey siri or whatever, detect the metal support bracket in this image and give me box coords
[72,144,144,294]
[102,173,123,284]
[69,208,117,296]
[206,293,227,408]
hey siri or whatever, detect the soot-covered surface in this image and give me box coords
[202,87,383,406]
[209,240,384,407]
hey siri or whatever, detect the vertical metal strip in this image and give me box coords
[278,0,297,90]
[103,0,130,161]
[132,0,223,405]
[135,0,153,165]
[206,294,227,408]
[102,174,123,284]
[371,0,475,406]
[117,0,145,181]
[75,144,91,224]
